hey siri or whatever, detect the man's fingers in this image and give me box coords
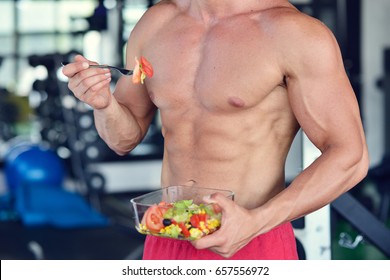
[62,54,101,77]
[72,72,111,98]
[191,229,226,251]
[62,55,112,110]
[73,54,88,62]
[62,60,89,78]
[76,55,99,66]
[204,192,234,213]
[191,193,235,251]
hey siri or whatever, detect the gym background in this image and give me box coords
[0,0,389,260]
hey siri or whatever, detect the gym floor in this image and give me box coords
[0,189,147,260]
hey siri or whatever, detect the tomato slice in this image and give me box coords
[178,222,190,238]
[198,213,207,223]
[142,205,164,233]
[157,201,172,216]
[190,213,208,229]
[140,56,154,77]
[190,214,200,228]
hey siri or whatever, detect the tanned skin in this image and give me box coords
[63,0,369,258]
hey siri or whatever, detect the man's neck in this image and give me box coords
[186,0,288,23]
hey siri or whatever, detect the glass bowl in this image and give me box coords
[130,185,234,240]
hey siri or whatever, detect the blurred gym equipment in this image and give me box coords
[4,142,108,228]
[0,0,155,260]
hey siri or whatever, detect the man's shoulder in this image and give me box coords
[260,7,337,58]
[138,0,180,25]
[262,6,330,40]
[129,1,179,40]
[263,8,342,77]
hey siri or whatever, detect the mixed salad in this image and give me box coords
[137,200,222,240]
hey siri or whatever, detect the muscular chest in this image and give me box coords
[144,18,283,112]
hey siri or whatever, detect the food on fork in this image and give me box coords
[133,56,154,84]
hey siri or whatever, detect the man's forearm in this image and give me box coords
[93,98,143,155]
[255,144,369,234]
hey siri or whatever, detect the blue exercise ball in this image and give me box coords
[4,144,65,193]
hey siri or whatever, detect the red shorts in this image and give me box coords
[142,222,298,260]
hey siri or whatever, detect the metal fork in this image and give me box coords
[61,62,133,76]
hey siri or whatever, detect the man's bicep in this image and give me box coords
[288,72,362,152]
[112,76,157,142]
[283,19,364,151]
[284,24,364,151]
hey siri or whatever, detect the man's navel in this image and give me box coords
[228,96,246,108]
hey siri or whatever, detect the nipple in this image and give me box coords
[228,96,245,108]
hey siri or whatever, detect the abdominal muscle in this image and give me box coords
[159,104,298,210]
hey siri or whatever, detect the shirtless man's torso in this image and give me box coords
[63,0,369,259]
